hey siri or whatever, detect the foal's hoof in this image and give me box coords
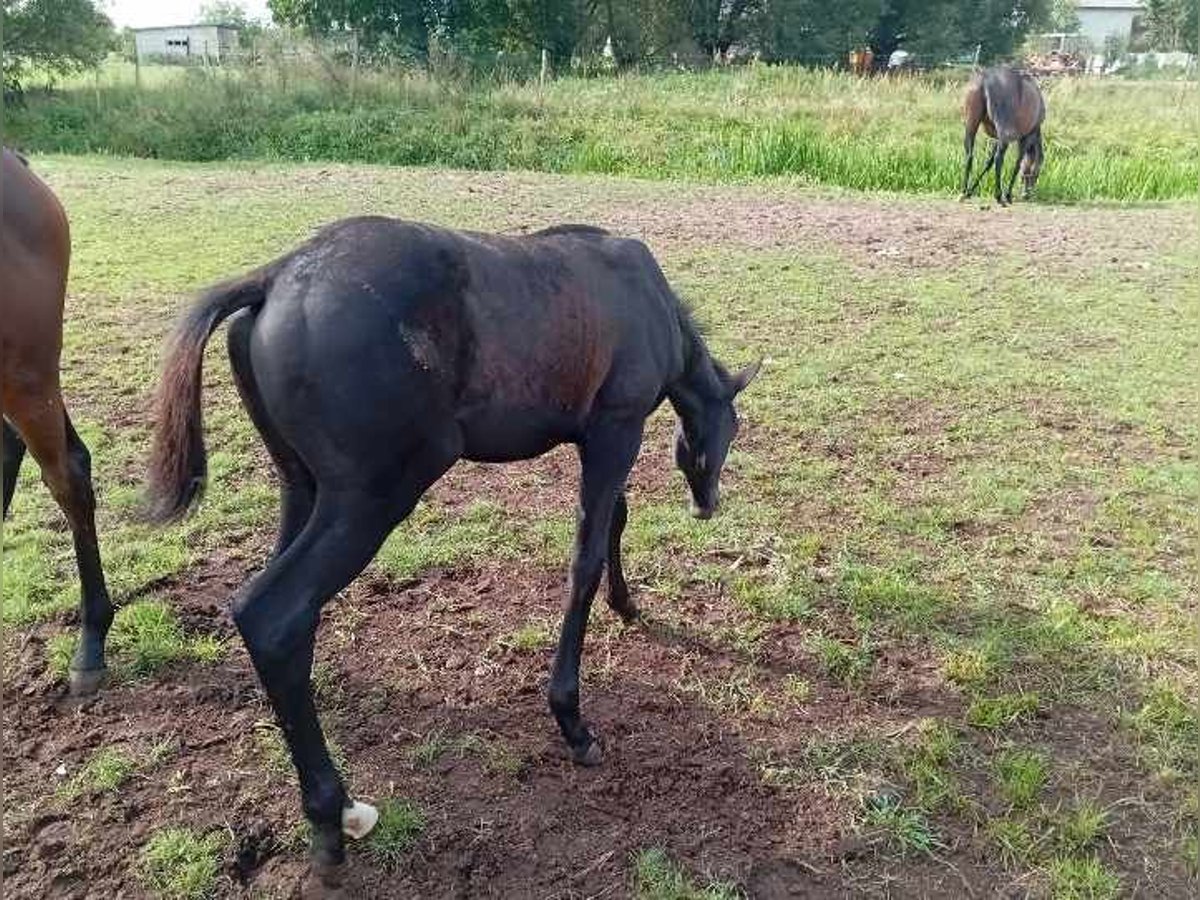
[68,667,107,697]
[612,602,641,625]
[571,737,604,767]
[341,800,379,840]
[304,860,346,898]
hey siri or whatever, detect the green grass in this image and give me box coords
[994,748,1050,809]
[1052,800,1110,854]
[966,692,1043,730]
[1046,855,1121,900]
[8,64,1197,201]
[631,848,741,900]
[108,601,225,678]
[58,747,138,800]
[862,795,941,856]
[138,828,227,900]
[363,798,426,868]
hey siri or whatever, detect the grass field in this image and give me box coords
[7,62,1199,201]
[2,156,1198,897]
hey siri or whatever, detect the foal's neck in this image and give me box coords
[667,313,725,433]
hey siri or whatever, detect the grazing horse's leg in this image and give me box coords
[965,142,997,199]
[7,394,113,691]
[3,419,27,518]
[227,311,316,557]
[605,490,638,622]
[993,140,1010,205]
[233,437,459,883]
[1006,134,1031,204]
[960,127,977,199]
[550,421,643,765]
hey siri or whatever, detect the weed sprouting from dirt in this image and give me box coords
[108,600,226,678]
[967,692,1042,730]
[630,848,742,900]
[58,747,138,800]
[994,749,1050,809]
[363,798,426,869]
[138,828,227,900]
[1046,854,1120,900]
[809,631,876,686]
[861,795,942,856]
[1052,800,1110,854]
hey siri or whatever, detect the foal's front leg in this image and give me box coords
[549,421,642,765]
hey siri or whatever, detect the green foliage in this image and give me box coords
[1142,0,1200,53]
[630,848,742,900]
[139,828,227,900]
[9,66,1195,203]
[2,0,114,87]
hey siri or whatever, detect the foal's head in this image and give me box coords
[675,360,761,519]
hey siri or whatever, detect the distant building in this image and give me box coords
[1075,1,1144,48]
[133,24,241,63]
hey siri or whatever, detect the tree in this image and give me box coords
[200,1,252,27]
[1045,0,1080,32]
[2,0,114,88]
[751,0,876,64]
[868,0,1048,64]
[1142,0,1199,52]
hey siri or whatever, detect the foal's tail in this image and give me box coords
[144,270,271,523]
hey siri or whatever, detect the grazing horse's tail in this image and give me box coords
[144,270,271,523]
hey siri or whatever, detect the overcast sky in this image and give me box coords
[102,0,273,29]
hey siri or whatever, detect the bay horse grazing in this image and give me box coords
[2,148,114,695]
[960,66,1045,204]
[144,217,759,883]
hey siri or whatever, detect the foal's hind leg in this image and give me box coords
[233,437,459,884]
[227,311,316,557]
[964,142,997,199]
[3,419,27,518]
[605,490,639,623]
[7,395,113,692]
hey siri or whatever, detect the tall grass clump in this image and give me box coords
[7,61,1196,201]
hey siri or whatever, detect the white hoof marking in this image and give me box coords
[341,800,379,840]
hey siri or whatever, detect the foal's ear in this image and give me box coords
[728,359,762,397]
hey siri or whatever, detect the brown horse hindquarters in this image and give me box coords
[1,148,113,693]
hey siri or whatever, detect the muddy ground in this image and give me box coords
[4,161,1197,899]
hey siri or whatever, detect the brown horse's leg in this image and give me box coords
[3,419,27,518]
[8,394,114,692]
[965,142,997,198]
[993,140,1010,205]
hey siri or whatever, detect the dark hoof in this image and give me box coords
[311,857,346,890]
[302,862,346,899]
[68,667,107,696]
[611,602,641,625]
[571,736,603,767]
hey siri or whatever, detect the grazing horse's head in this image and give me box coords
[1020,129,1044,198]
[675,360,761,519]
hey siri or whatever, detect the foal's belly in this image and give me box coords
[457,405,581,463]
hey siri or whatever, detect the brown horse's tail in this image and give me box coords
[143,270,271,523]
